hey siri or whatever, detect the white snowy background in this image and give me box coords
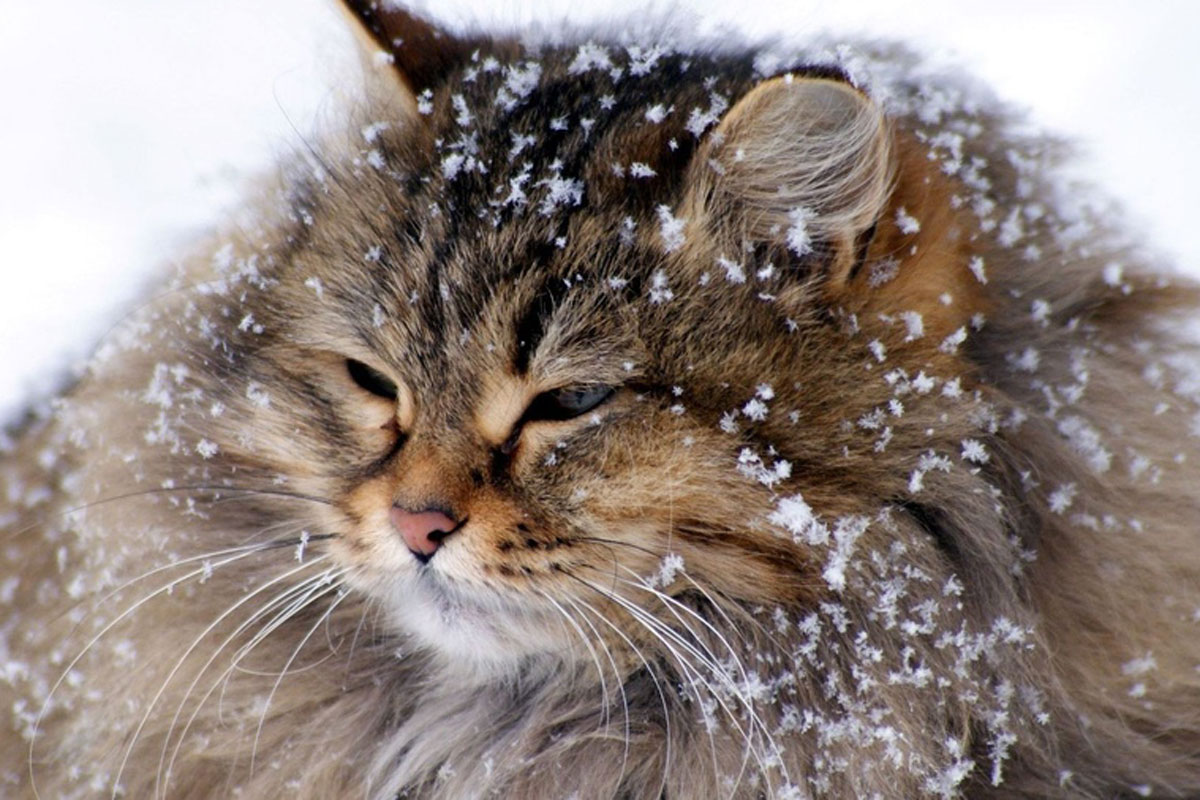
[1,0,1198,421]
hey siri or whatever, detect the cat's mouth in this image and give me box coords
[331,502,587,668]
[369,557,575,669]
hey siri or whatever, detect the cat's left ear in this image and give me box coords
[684,75,892,288]
[338,2,478,118]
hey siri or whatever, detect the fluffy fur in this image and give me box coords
[3,5,1200,798]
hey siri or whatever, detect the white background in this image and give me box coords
[1,0,1198,421]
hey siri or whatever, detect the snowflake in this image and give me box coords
[1122,652,1157,676]
[361,121,389,142]
[968,255,988,284]
[451,93,473,126]
[416,88,434,115]
[626,44,666,76]
[1008,346,1040,373]
[648,270,674,304]
[1103,262,1124,287]
[895,206,921,234]
[442,153,466,180]
[913,372,937,394]
[960,439,989,464]
[650,553,685,587]
[1030,298,1051,325]
[786,206,816,256]
[245,382,271,409]
[768,493,829,546]
[656,205,687,252]
[1047,483,1077,514]
[567,42,612,74]
[742,398,768,421]
[717,256,745,284]
[737,448,792,488]
[644,103,670,123]
[537,174,584,216]
[900,310,925,341]
[939,327,968,354]
[868,258,901,287]
[503,62,541,106]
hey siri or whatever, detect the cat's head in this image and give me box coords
[143,5,982,675]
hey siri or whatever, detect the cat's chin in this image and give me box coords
[357,567,577,675]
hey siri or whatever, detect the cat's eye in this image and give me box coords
[346,358,399,401]
[524,385,615,422]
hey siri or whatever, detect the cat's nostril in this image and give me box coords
[390,505,459,561]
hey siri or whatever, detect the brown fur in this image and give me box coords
[3,5,1200,798]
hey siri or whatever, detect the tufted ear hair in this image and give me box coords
[338,2,479,117]
[686,75,893,286]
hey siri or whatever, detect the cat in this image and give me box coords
[4,2,1200,797]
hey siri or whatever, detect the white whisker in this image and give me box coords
[565,588,694,800]
[677,570,790,656]
[30,543,276,794]
[157,562,344,795]
[340,589,372,689]
[567,570,779,794]
[249,576,349,775]
[617,572,792,792]
[536,586,632,769]
[110,554,331,799]
[605,593,763,797]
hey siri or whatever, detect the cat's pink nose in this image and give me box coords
[390,506,458,562]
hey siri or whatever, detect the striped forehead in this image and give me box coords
[421,249,606,378]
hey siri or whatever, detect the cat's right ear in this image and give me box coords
[682,75,893,289]
[338,2,476,118]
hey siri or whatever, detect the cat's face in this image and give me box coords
[249,191,818,669]
[158,28,931,675]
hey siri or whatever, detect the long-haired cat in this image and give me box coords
[4,3,1200,798]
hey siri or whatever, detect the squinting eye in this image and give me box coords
[346,359,399,401]
[524,385,615,422]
